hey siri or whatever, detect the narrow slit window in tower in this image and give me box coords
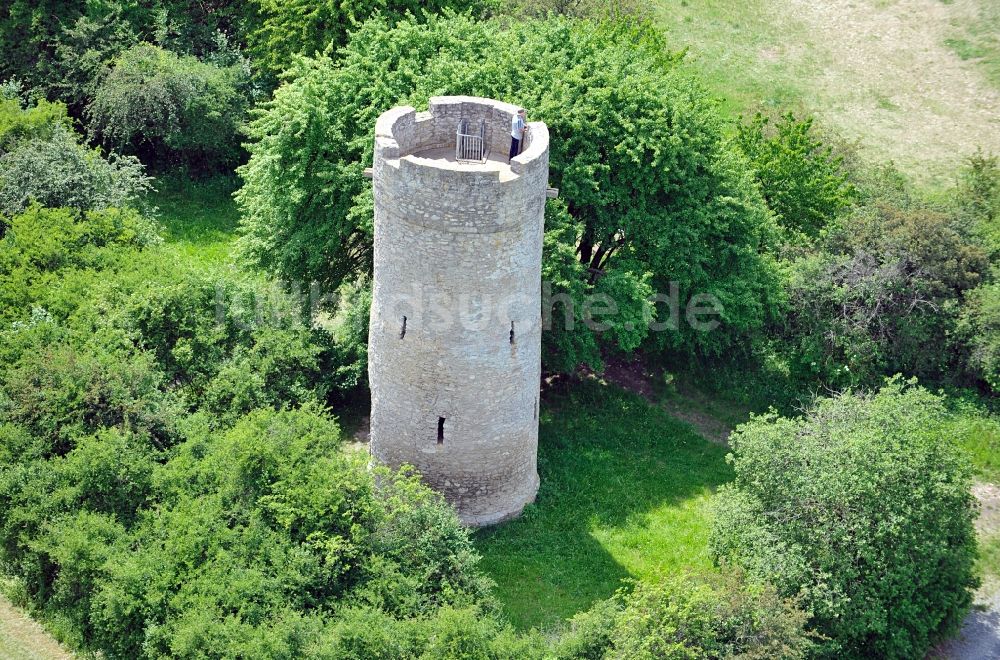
[437,417,445,444]
[400,316,407,339]
[509,321,515,344]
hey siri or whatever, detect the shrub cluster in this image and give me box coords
[711,379,979,659]
[733,112,1000,394]
[0,99,149,221]
[0,200,504,656]
[88,43,255,171]
[555,572,814,659]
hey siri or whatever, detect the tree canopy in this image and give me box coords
[237,13,784,371]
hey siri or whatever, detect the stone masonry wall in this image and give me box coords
[368,97,549,526]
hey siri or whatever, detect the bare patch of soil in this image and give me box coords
[933,483,1000,658]
[974,482,1000,536]
[344,414,371,453]
[600,354,658,402]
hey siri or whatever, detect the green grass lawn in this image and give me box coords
[149,175,240,266]
[474,380,732,630]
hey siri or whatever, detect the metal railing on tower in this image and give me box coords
[455,118,488,163]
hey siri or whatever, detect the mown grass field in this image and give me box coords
[0,594,72,660]
[652,0,1000,186]
[474,380,732,630]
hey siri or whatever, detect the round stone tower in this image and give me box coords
[367,96,549,526]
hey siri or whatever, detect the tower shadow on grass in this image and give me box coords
[474,378,734,630]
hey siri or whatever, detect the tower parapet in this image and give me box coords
[367,96,548,525]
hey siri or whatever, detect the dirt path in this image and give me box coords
[598,355,738,445]
[934,483,1000,659]
[0,595,72,660]
[782,0,1000,185]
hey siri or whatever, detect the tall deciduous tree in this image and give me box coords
[735,112,854,237]
[247,0,490,81]
[237,14,783,371]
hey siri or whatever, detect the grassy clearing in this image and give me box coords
[957,416,1000,484]
[149,175,240,266]
[651,0,813,117]
[474,380,732,630]
[943,0,1000,88]
[652,0,1000,187]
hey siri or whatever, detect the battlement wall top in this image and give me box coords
[374,96,549,180]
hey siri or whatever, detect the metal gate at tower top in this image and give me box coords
[455,118,488,163]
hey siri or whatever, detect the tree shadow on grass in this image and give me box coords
[474,378,734,630]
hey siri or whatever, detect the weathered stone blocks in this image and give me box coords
[368,96,549,526]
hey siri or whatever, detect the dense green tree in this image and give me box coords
[0,0,89,89]
[88,43,255,170]
[711,379,979,659]
[247,0,490,81]
[237,14,783,371]
[735,112,854,236]
[1,0,258,95]
[955,149,1000,260]
[48,5,141,116]
[779,202,989,386]
[959,281,1000,390]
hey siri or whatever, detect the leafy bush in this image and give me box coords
[736,112,854,236]
[959,281,1000,390]
[237,14,783,371]
[554,572,814,659]
[0,335,184,455]
[88,43,255,170]
[0,96,71,153]
[0,124,150,218]
[780,202,989,387]
[199,325,330,425]
[0,205,157,325]
[512,0,649,20]
[0,206,363,436]
[0,394,516,658]
[711,379,979,659]
[92,253,368,416]
[90,406,499,657]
